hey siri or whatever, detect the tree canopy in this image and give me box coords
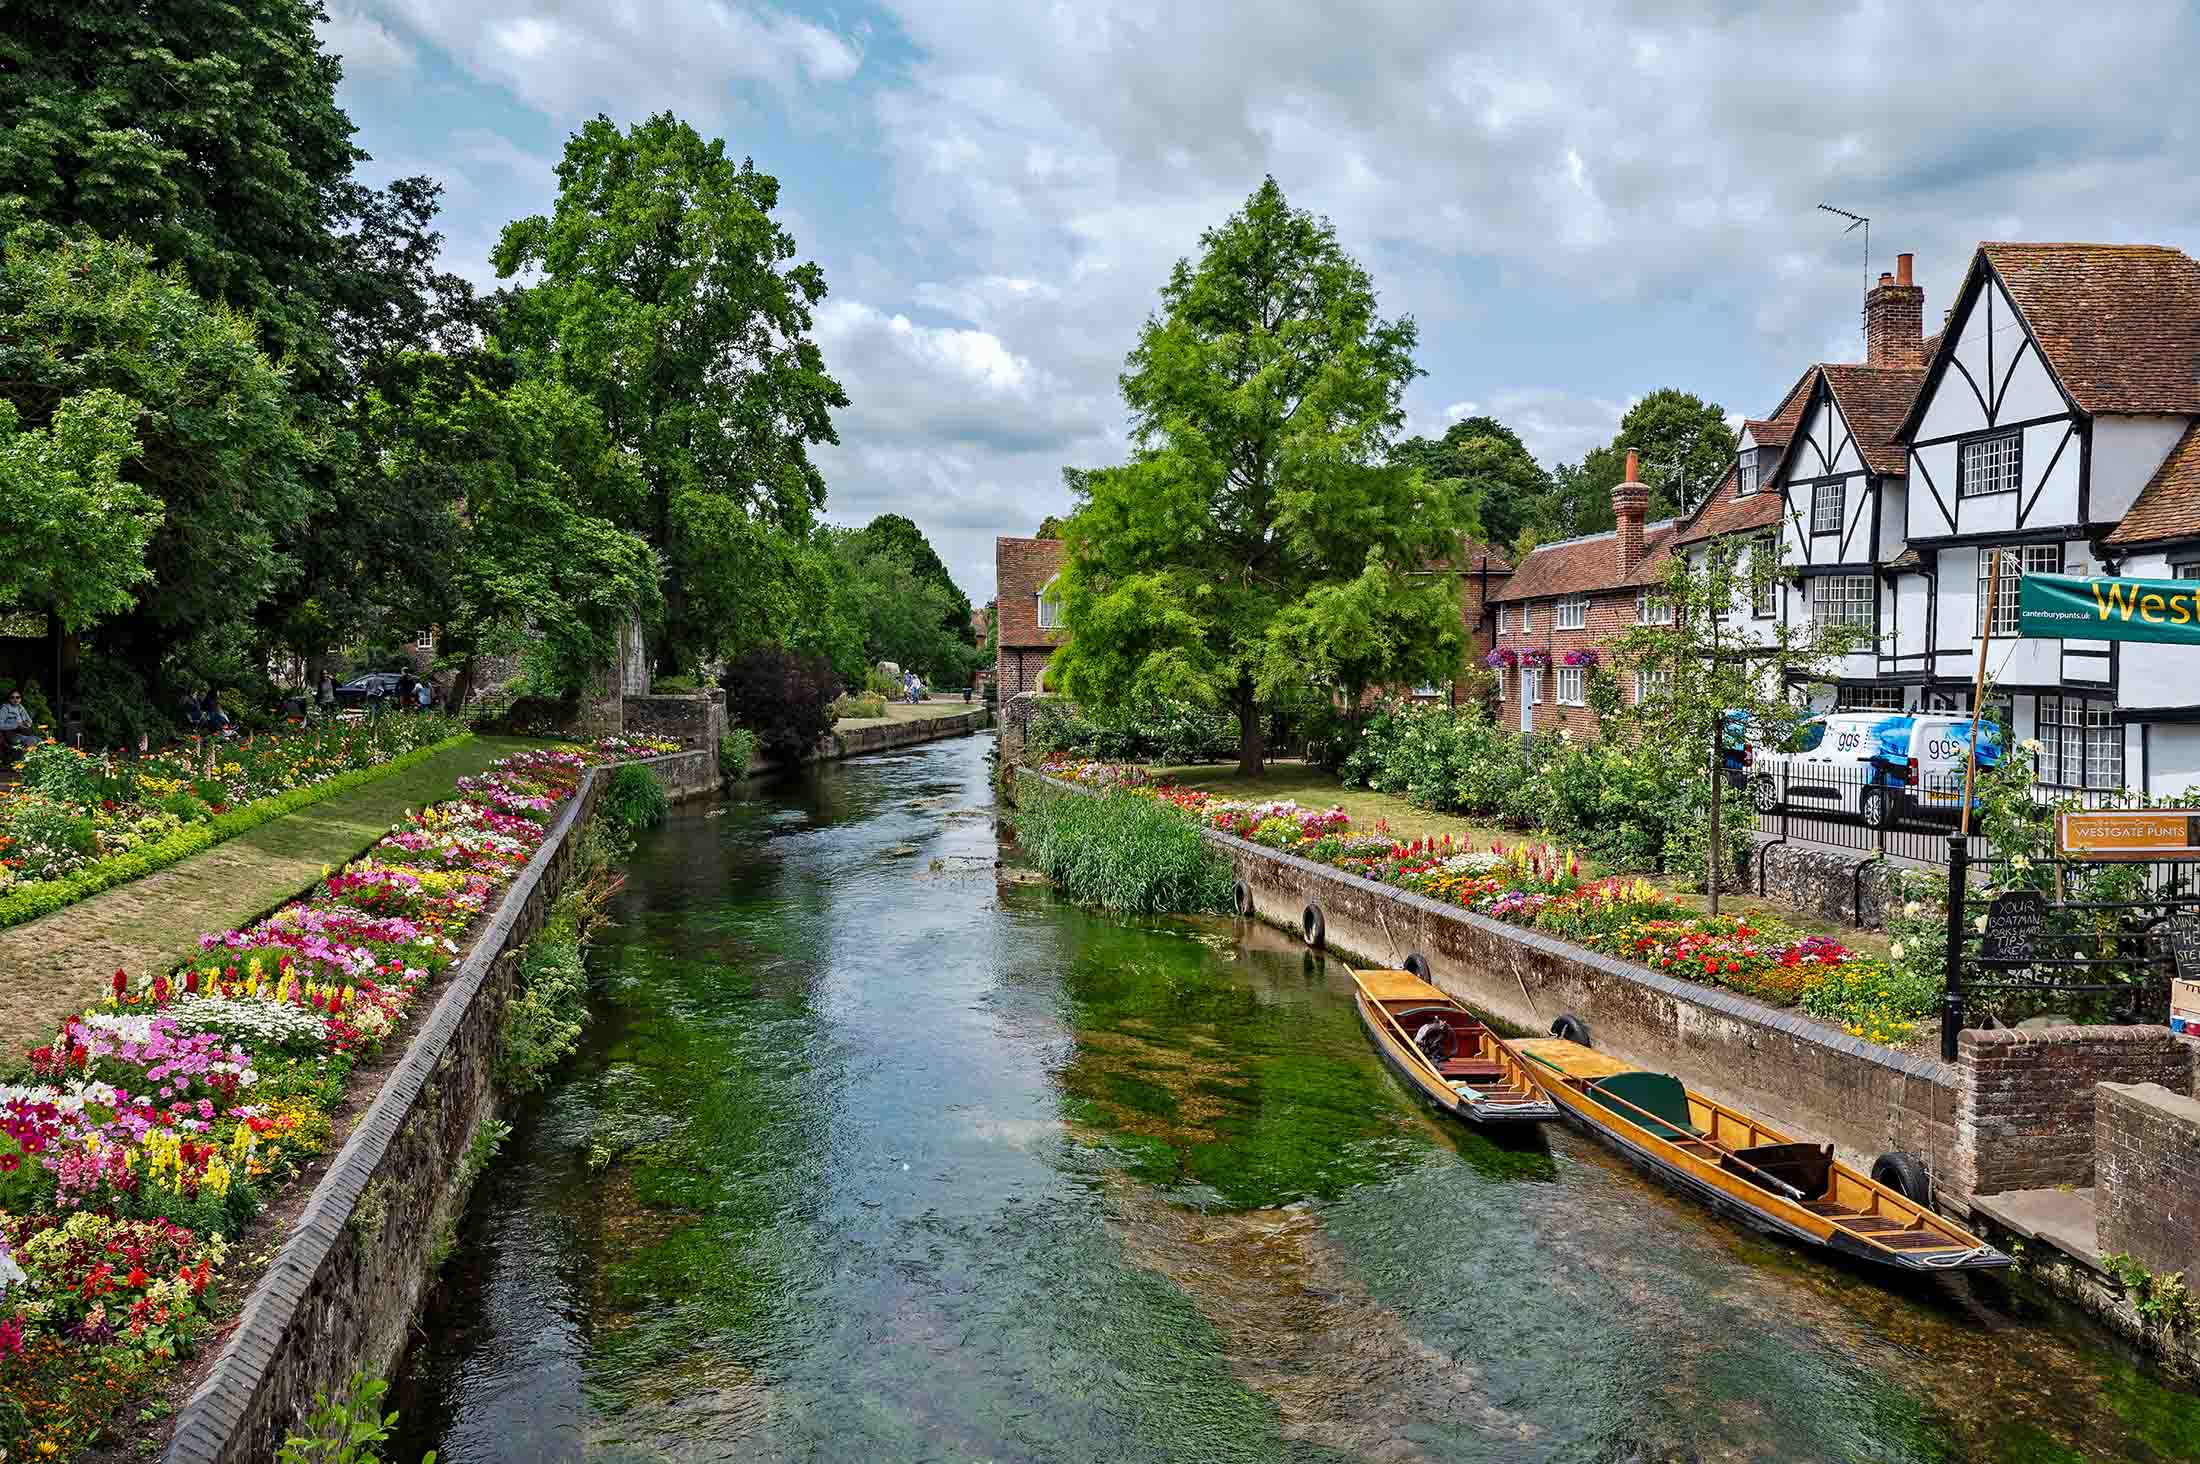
[493,112,848,675]
[1053,178,1468,773]
[1611,388,1735,521]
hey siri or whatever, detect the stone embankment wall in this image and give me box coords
[162,752,701,1464]
[745,706,993,778]
[623,690,726,753]
[2097,1081,2200,1278]
[1952,1026,2195,1197]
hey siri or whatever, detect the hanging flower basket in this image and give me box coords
[1484,648,1518,669]
[1518,648,1552,669]
[1560,648,1600,668]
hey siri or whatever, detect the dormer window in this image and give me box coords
[1036,575,1064,630]
[1737,455,1760,496]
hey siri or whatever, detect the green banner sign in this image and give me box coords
[2018,573,2200,643]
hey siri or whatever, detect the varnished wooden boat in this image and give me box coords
[1513,1036,2009,1273]
[1349,968,1558,1126]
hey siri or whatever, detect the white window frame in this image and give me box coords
[1960,432,2023,499]
[1809,574,1874,629]
[1811,478,1844,536]
[1975,545,2061,637]
[1633,668,1670,703]
[1035,575,1065,630]
[1752,537,1779,618]
[1737,457,1759,496]
[1556,665,1586,706]
[1555,595,1588,631]
[2175,560,2200,582]
[1494,669,1505,702]
[1496,604,1511,633]
[1522,667,1543,704]
[1521,603,1534,632]
[1635,589,1674,625]
[2037,694,2123,790]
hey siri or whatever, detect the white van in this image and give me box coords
[1748,712,2000,829]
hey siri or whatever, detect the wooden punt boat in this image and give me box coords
[1513,1035,2009,1273]
[1349,968,1559,1126]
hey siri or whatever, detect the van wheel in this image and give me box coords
[1860,787,1891,830]
[1403,952,1431,980]
[1300,903,1326,950]
[1550,1013,1592,1048]
[1750,776,1779,814]
[1871,1151,1932,1206]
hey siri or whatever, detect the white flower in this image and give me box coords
[1903,901,1922,918]
[2021,737,2043,754]
[1890,942,1906,960]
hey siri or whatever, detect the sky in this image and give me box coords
[321,1,2200,605]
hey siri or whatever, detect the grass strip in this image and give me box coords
[0,734,475,931]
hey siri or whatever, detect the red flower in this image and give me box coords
[112,968,128,998]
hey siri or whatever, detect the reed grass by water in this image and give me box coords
[1013,785,1233,914]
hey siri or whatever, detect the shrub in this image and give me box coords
[724,646,842,763]
[1012,786,1233,914]
[1026,698,1238,766]
[834,692,889,720]
[600,763,669,833]
[719,727,759,780]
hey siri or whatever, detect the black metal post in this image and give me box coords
[1942,832,1968,1062]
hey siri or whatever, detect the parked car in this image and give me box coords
[1747,712,2002,829]
[335,672,403,707]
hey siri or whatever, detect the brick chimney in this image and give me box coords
[1614,447,1648,576]
[1866,251,1924,368]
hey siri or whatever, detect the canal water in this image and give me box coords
[393,734,2200,1463]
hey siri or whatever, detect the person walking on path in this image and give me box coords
[318,670,337,719]
[415,678,433,712]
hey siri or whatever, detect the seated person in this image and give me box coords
[0,688,39,754]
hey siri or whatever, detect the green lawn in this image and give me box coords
[0,736,535,1053]
[833,697,986,733]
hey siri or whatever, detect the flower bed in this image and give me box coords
[1039,756,1923,1041]
[0,717,474,929]
[0,735,676,1460]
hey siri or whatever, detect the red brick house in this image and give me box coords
[994,536,1066,761]
[1486,451,1680,736]
[1404,538,1512,703]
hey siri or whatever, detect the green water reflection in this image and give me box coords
[394,736,2200,1463]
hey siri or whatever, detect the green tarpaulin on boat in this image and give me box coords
[1588,1072,1699,1141]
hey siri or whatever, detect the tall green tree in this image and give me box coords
[493,112,848,674]
[0,390,158,631]
[1392,415,1534,547]
[820,529,975,685]
[1615,388,1735,520]
[1053,179,1466,774]
[853,513,975,647]
[0,231,313,695]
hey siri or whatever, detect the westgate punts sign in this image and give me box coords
[2018,572,2200,643]
[2056,809,2200,859]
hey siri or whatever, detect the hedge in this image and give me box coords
[0,733,476,931]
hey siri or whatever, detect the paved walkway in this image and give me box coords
[0,737,531,1055]
[1972,1186,2102,1271]
[832,697,988,734]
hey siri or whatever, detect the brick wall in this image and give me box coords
[1491,587,1641,737]
[1955,1026,2196,1198]
[622,690,726,752]
[2097,1081,2200,1279]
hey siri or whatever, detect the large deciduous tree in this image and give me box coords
[1613,388,1735,520]
[492,113,848,675]
[853,513,975,647]
[1391,415,1538,548]
[0,231,312,693]
[1053,179,1467,774]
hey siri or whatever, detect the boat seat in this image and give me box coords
[1439,1061,1505,1081]
[1586,1072,1699,1143]
[1720,1142,1833,1203]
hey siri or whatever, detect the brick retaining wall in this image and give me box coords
[623,691,726,752]
[2097,1081,2200,1278]
[1953,1027,2194,1197]
[162,752,704,1464]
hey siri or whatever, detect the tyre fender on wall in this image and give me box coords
[1403,952,1431,980]
[1300,903,1325,949]
[1550,1013,1592,1047]
[1871,1151,1932,1205]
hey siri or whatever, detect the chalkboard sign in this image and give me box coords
[1981,890,2048,965]
[2167,914,2200,981]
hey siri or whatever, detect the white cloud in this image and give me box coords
[320,6,416,82]
[381,0,861,119]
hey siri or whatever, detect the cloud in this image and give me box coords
[380,0,862,120]
[320,6,416,82]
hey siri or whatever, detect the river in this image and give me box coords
[392,733,2200,1463]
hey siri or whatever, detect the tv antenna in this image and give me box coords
[1818,202,1870,347]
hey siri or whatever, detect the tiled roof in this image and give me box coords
[1821,364,1928,476]
[1491,520,1681,602]
[1672,365,1814,548]
[995,537,1067,648]
[1981,243,2200,415]
[2109,420,2200,546]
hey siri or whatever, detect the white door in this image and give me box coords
[1521,669,1537,731]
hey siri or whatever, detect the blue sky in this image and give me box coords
[322,1,2200,603]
